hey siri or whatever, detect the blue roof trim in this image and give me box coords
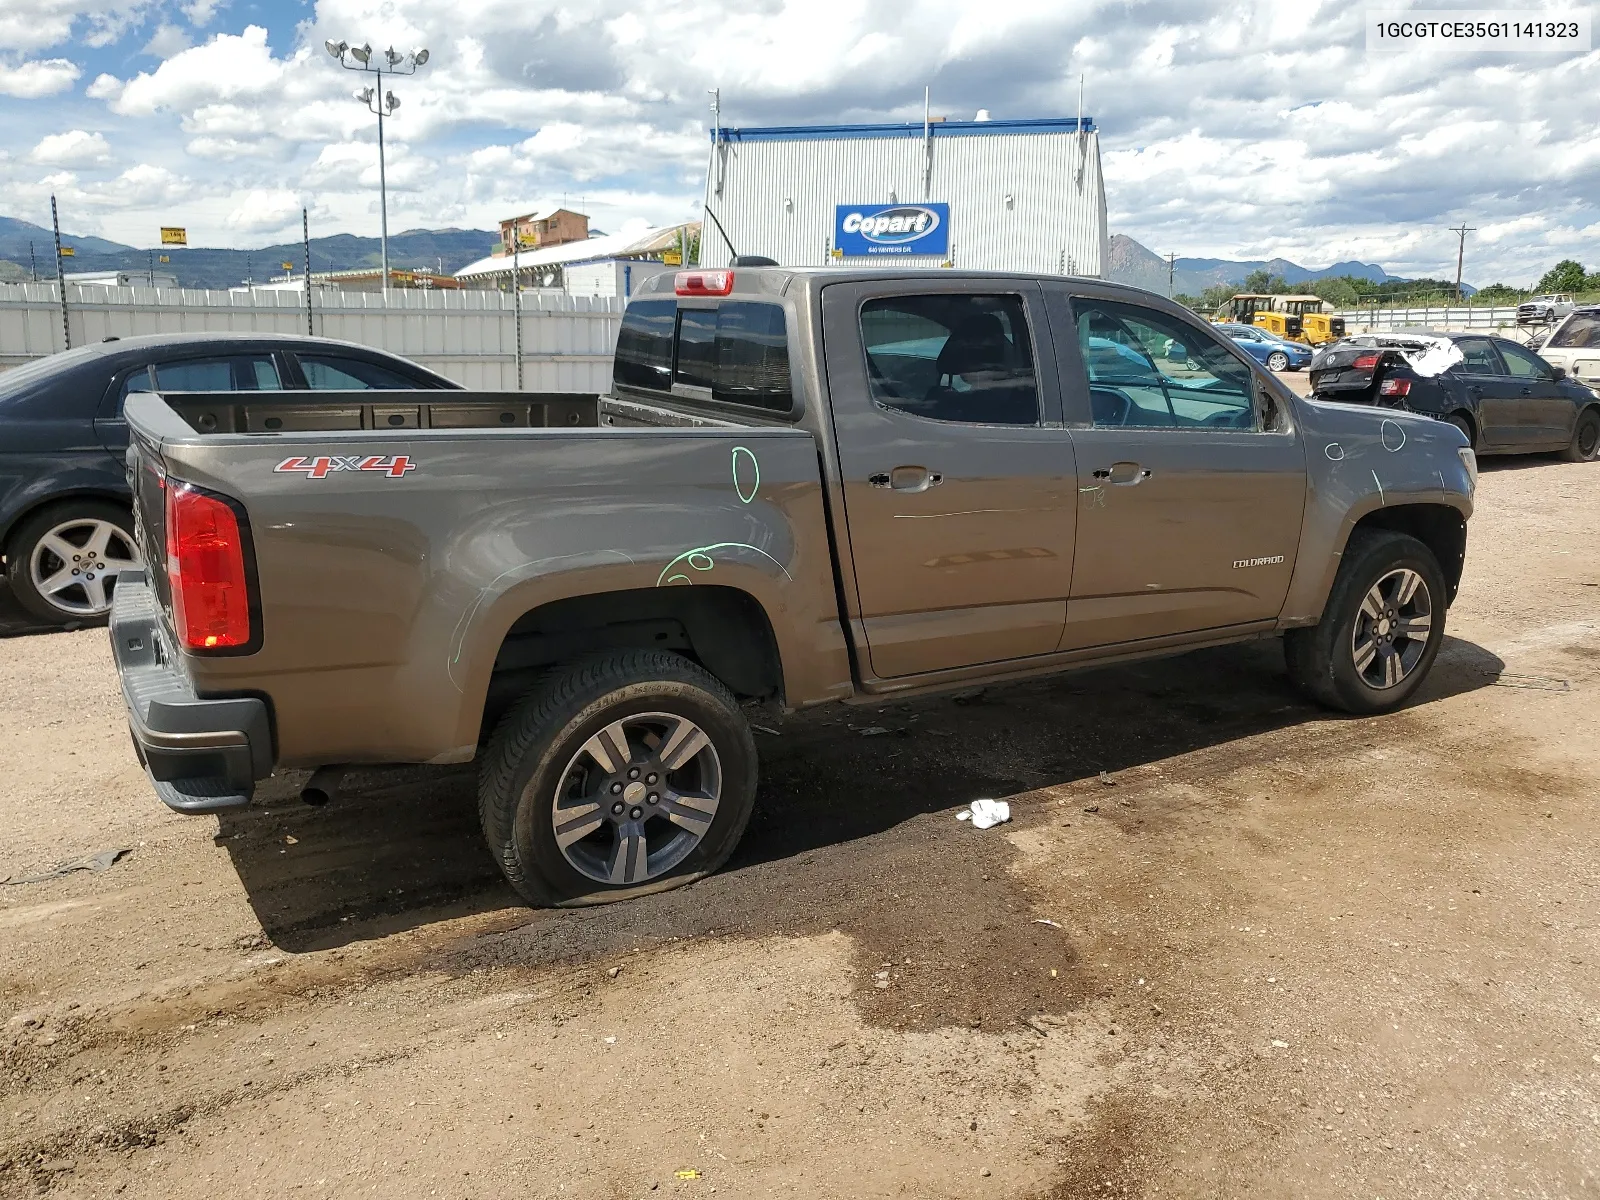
[709,117,1095,143]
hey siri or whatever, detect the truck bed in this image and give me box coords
[121,389,854,770]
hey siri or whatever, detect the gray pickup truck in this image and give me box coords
[110,267,1476,906]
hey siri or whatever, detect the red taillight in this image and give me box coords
[164,482,251,650]
[1352,353,1381,371]
[674,269,734,296]
[1379,377,1412,397]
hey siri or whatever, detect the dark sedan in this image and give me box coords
[0,333,460,626]
[1309,331,1600,462]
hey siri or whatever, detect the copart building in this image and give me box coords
[697,115,1108,276]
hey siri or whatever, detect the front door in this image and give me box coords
[1052,291,1307,649]
[1496,338,1575,447]
[819,282,1077,680]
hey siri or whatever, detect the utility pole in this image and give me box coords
[511,217,523,391]
[29,241,37,281]
[1166,252,1177,299]
[50,196,69,351]
[1449,223,1475,302]
[303,207,314,336]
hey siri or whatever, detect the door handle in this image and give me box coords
[1096,461,1150,486]
[1519,387,1533,396]
[874,466,942,492]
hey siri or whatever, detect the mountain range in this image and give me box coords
[1106,233,1403,297]
[0,217,1419,296]
[0,217,499,289]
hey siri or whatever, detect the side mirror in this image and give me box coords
[1551,366,1567,380]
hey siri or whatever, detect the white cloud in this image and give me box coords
[29,129,112,166]
[141,23,193,58]
[183,0,223,26]
[0,0,152,53]
[224,188,303,232]
[0,58,82,98]
[85,73,124,100]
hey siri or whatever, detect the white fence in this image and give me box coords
[0,282,624,392]
[1333,305,1526,334]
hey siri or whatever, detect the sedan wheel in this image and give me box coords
[30,517,139,617]
[1267,350,1290,372]
[7,501,140,625]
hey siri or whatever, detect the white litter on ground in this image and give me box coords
[956,799,1012,829]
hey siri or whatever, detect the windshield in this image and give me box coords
[1548,313,1600,350]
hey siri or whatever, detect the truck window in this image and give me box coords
[1071,299,1257,430]
[859,294,1039,425]
[613,299,676,391]
[614,298,795,413]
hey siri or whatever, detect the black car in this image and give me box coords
[0,333,460,626]
[1309,330,1600,462]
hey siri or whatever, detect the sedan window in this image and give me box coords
[298,355,419,390]
[117,355,282,412]
[1497,341,1554,380]
[1455,338,1502,375]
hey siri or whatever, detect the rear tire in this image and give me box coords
[1445,413,1475,450]
[5,499,138,626]
[1284,529,1447,715]
[477,650,758,907]
[1561,407,1600,462]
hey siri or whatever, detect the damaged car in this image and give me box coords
[1309,331,1600,462]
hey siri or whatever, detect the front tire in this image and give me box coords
[1561,407,1600,462]
[1284,530,1447,714]
[1266,351,1290,372]
[478,650,758,907]
[5,500,139,626]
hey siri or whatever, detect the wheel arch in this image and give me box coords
[1347,503,1467,606]
[1,488,134,569]
[476,584,785,741]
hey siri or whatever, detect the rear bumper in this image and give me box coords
[110,569,272,814]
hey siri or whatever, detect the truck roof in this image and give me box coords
[635,264,1179,305]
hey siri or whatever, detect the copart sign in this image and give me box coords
[834,203,950,257]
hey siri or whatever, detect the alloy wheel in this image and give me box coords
[28,518,140,617]
[1350,568,1432,690]
[548,712,722,886]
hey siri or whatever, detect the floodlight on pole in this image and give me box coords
[326,37,431,296]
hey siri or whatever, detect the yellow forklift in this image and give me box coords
[1217,294,1301,341]
[1275,295,1346,346]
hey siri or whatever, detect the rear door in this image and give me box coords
[819,280,1076,680]
[1052,289,1306,649]
[1453,338,1519,448]
[1496,338,1574,447]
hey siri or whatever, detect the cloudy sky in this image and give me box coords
[0,0,1594,284]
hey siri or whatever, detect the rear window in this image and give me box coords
[1549,313,1600,350]
[612,298,794,414]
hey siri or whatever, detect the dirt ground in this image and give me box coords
[3,435,1599,1198]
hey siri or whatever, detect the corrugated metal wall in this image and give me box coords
[0,282,623,391]
[700,127,1107,277]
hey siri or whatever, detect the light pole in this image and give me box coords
[325,39,429,296]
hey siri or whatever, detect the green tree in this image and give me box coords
[1200,283,1237,311]
[1308,276,1360,307]
[1536,259,1587,293]
[1241,269,1290,294]
[1472,282,1528,304]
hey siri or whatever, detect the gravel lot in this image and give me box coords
[3,433,1599,1198]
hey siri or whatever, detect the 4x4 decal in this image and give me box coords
[273,455,416,479]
